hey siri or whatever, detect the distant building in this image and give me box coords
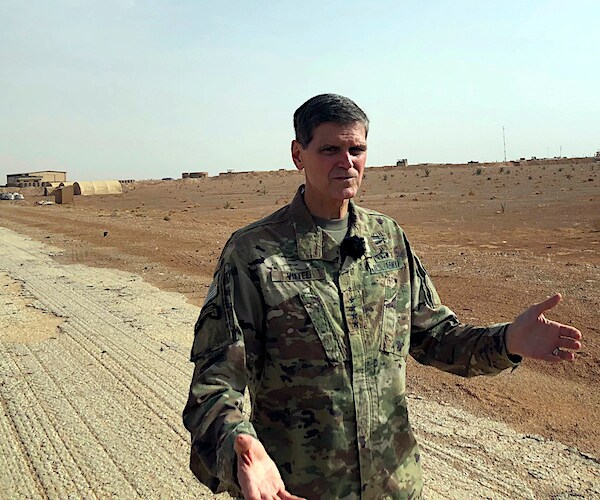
[395,159,407,167]
[54,185,75,204]
[182,172,208,179]
[7,170,67,188]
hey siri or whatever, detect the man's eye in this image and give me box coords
[321,147,337,153]
[350,147,366,155]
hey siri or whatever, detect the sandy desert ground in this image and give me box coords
[1,158,599,498]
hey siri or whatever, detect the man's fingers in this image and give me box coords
[540,349,575,363]
[557,337,582,351]
[278,490,307,500]
[533,293,562,315]
[558,323,582,340]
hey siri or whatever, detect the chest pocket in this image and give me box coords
[366,257,410,358]
[299,288,347,364]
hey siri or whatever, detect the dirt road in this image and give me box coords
[1,226,598,499]
[0,227,217,499]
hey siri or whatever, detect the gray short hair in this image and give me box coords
[293,94,369,147]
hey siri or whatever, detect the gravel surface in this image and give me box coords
[1,226,598,499]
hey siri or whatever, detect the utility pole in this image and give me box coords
[560,145,562,158]
[502,126,507,162]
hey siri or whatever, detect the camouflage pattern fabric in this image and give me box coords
[183,186,520,499]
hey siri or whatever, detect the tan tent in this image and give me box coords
[44,182,62,196]
[73,180,123,196]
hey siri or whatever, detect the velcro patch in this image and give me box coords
[368,257,405,274]
[202,281,218,306]
[271,268,326,282]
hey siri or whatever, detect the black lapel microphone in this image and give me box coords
[341,236,366,260]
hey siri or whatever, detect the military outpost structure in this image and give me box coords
[6,170,67,188]
[182,172,208,179]
[54,184,75,204]
[73,180,123,195]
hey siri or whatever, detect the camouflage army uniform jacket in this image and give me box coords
[183,186,520,499]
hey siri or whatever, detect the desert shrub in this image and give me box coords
[424,168,431,177]
[223,201,232,209]
[475,167,483,175]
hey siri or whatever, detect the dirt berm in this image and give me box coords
[1,227,598,499]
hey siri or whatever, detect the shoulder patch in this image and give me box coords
[203,281,218,306]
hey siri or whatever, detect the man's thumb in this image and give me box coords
[234,434,252,456]
[534,293,562,315]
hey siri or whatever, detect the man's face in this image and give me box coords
[291,121,367,217]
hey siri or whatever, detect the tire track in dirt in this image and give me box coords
[25,328,184,497]
[0,227,214,499]
[411,396,600,499]
[0,349,45,499]
[0,342,91,498]
[0,253,190,446]
[10,277,191,435]
[1,226,599,499]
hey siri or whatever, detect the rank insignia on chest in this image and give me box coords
[371,233,387,246]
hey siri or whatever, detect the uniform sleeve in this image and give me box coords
[405,235,521,377]
[182,248,264,495]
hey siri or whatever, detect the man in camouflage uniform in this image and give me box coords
[183,94,582,500]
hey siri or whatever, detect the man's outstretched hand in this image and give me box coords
[505,293,582,362]
[234,434,306,500]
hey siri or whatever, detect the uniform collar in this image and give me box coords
[289,185,373,262]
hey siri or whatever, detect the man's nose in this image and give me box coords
[337,152,353,169]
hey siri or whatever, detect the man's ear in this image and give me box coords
[291,140,304,171]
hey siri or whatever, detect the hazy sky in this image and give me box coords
[1,1,598,181]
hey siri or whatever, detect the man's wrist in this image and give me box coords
[503,323,522,363]
[217,424,257,491]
